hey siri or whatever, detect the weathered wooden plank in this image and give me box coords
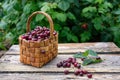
[0,73,120,80]
[0,51,6,58]
[5,42,120,55]
[0,54,120,72]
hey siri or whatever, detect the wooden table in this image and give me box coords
[0,42,120,80]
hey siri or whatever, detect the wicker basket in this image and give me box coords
[19,11,58,67]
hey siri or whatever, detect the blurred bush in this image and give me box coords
[0,0,120,50]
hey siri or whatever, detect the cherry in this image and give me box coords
[79,72,84,76]
[72,58,76,64]
[56,57,93,78]
[38,36,41,39]
[64,70,69,75]
[74,70,80,76]
[66,63,71,68]
[63,62,67,68]
[43,27,47,31]
[73,62,78,67]
[81,23,88,29]
[27,32,31,35]
[63,60,67,63]
[87,74,92,78]
[76,63,81,69]
[67,57,73,63]
[45,31,50,36]
[21,26,57,41]
[57,63,62,68]
[40,33,44,38]
[32,38,38,41]
[43,33,47,37]
[41,50,46,54]
[28,35,32,40]
[31,31,36,35]
[82,70,88,74]
[59,62,63,66]
[53,31,57,36]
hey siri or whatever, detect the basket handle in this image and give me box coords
[26,11,54,39]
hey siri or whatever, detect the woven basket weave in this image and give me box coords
[19,11,58,67]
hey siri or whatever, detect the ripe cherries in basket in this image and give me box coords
[21,26,57,41]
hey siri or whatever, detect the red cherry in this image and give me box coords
[53,31,57,36]
[67,58,73,63]
[82,70,88,74]
[87,74,92,78]
[73,62,78,67]
[66,63,71,68]
[64,70,69,75]
[40,33,44,38]
[79,72,84,76]
[22,34,29,40]
[32,38,38,41]
[81,23,88,29]
[74,70,80,76]
[28,35,32,40]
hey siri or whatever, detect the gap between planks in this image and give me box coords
[5,42,120,55]
[0,69,120,80]
[0,73,120,80]
[0,54,120,73]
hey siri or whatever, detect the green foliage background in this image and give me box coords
[0,0,120,50]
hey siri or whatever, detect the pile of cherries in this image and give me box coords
[56,57,92,79]
[21,26,57,41]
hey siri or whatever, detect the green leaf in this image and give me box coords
[66,0,74,3]
[58,1,70,11]
[0,43,6,50]
[64,27,70,31]
[74,49,102,66]
[55,0,61,3]
[41,5,50,12]
[0,20,7,30]
[5,32,14,40]
[87,50,98,56]
[74,52,87,58]
[82,58,102,66]
[80,31,91,42]
[54,24,62,31]
[50,3,57,9]
[67,33,72,41]
[104,2,113,9]
[92,17,103,30]
[82,6,97,18]
[74,0,80,7]
[94,0,104,4]
[23,3,31,14]
[98,7,106,14]
[35,14,44,22]
[82,50,89,57]
[113,9,120,15]
[93,59,102,63]
[82,58,93,66]
[67,12,76,20]
[56,13,67,22]
[71,35,78,42]
[82,6,97,13]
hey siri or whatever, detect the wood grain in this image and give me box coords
[0,54,120,73]
[1,42,120,80]
[5,42,120,55]
[0,73,120,80]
